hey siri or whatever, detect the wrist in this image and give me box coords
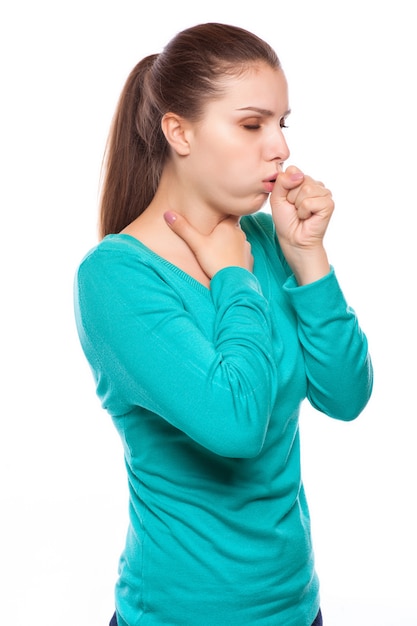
[282,245,330,286]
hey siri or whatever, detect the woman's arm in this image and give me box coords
[269,166,373,419]
[74,246,277,458]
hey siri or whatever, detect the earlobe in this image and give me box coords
[161,113,191,156]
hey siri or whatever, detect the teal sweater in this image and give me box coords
[74,212,372,626]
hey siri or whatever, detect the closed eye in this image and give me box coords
[243,119,289,131]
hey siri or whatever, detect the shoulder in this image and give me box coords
[240,211,275,241]
[241,211,292,276]
[241,211,280,257]
[78,234,145,262]
[75,234,166,299]
[77,234,155,275]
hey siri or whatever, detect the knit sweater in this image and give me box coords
[74,211,372,626]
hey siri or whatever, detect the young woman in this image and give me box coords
[74,23,373,626]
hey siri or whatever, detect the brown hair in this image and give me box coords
[99,23,281,238]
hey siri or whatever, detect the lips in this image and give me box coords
[262,176,277,193]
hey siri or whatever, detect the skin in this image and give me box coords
[122,63,333,287]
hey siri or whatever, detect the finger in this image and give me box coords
[292,194,335,221]
[272,165,304,201]
[163,211,205,253]
[287,181,332,208]
[287,180,330,207]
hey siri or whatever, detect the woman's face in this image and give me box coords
[184,63,291,217]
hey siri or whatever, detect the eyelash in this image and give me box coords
[243,121,289,131]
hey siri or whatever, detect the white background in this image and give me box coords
[1,1,416,624]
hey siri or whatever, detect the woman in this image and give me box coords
[74,22,373,626]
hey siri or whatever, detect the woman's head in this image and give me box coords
[99,23,281,238]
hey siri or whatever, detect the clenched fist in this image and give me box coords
[270,165,334,285]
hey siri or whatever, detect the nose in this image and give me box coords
[265,127,290,164]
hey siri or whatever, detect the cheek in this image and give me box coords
[192,128,256,185]
[196,144,237,178]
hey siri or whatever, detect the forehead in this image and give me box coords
[210,63,289,113]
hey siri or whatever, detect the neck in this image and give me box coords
[147,165,239,235]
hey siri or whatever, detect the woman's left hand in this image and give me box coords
[270,165,334,285]
[270,165,334,247]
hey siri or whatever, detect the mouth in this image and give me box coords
[262,176,277,193]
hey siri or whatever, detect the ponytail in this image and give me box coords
[99,54,167,239]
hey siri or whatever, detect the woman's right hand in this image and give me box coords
[163,211,253,279]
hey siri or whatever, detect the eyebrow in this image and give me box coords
[236,106,291,117]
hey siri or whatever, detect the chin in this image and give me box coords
[247,195,269,214]
[228,194,268,218]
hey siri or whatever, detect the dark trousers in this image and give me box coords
[312,608,323,626]
[109,608,322,625]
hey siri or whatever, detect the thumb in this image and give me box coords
[163,211,204,253]
[272,165,304,200]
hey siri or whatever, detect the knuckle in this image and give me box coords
[300,182,316,196]
[300,197,315,211]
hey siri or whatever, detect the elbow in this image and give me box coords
[331,404,367,422]
[207,426,267,459]
[309,354,374,422]
[338,383,373,422]
[315,379,373,423]
[196,385,273,458]
[311,397,370,423]
[340,357,374,421]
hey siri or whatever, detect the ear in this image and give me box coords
[161,112,192,156]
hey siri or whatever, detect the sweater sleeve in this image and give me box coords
[283,268,373,421]
[74,246,278,458]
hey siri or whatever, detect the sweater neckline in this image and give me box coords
[104,233,212,296]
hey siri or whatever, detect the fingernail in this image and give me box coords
[163,211,177,224]
[290,173,304,181]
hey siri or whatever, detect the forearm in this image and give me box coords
[284,269,373,420]
[278,242,330,286]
